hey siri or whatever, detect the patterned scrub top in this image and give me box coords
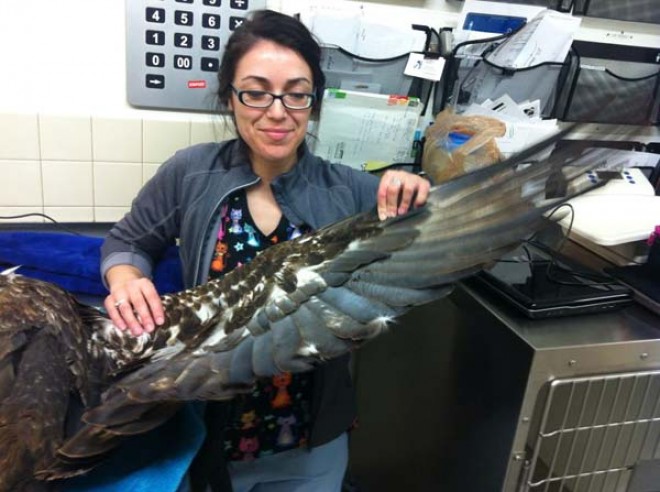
[208,189,314,462]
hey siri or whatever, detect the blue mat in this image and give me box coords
[0,231,183,296]
[61,404,206,492]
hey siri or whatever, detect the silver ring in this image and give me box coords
[114,299,127,308]
[391,178,402,187]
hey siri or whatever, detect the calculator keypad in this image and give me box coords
[126,0,266,112]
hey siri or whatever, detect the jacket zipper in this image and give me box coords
[192,177,260,285]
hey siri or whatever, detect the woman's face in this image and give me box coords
[230,40,314,174]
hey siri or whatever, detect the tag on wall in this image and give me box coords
[404,53,445,81]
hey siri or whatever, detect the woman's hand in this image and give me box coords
[104,265,165,337]
[377,170,431,221]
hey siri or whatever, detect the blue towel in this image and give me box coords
[61,404,206,492]
[0,232,183,295]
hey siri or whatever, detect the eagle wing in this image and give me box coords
[105,124,605,403]
[1,125,618,485]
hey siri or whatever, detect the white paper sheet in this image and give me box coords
[486,10,581,68]
[302,6,426,58]
[463,99,559,157]
[316,89,423,170]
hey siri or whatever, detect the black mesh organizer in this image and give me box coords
[320,24,438,116]
[556,41,660,126]
[450,0,573,8]
[573,0,660,24]
[435,31,576,119]
[320,46,414,98]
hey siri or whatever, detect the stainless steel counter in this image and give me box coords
[462,278,660,351]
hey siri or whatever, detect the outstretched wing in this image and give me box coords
[42,124,617,479]
[113,123,604,401]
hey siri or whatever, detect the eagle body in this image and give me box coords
[0,127,619,490]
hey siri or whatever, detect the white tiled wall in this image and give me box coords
[0,112,235,223]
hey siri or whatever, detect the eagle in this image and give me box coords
[0,126,614,491]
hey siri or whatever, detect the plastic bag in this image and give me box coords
[422,108,506,184]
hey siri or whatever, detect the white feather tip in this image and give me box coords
[1,265,21,276]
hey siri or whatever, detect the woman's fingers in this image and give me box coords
[105,278,165,337]
[377,171,431,220]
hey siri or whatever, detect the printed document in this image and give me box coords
[316,89,423,170]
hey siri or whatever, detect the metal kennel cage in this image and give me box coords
[522,370,660,492]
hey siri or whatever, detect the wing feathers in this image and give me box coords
[304,297,375,340]
[252,330,280,377]
[345,280,446,308]
[246,309,270,336]
[291,305,355,359]
[228,336,258,383]
[270,316,316,373]
[322,249,390,273]
[316,286,398,323]
[6,121,642,488]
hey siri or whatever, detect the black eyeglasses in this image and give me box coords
[230,85,316,110]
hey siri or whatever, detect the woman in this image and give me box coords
[102,10,429,492]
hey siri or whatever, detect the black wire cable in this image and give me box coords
[419,26,443,116]
[0,213,83,236]
[365,162,423,174]
[491,203,623,287]
[330,45,411,63]
[526,205,622,287]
